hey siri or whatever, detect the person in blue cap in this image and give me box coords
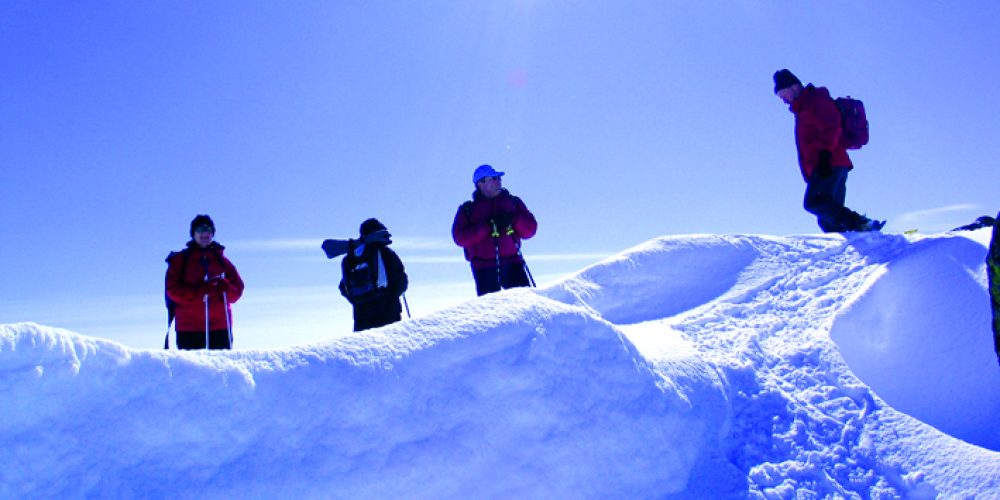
[452,164,538,296]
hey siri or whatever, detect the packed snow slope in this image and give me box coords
[3,231,999,498]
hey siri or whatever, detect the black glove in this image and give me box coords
[200,277,230,299]
[492,212,514,230]
[815,150,833,179]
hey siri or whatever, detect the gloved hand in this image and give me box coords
[363,229,392,246]
[322,238,353,259]
[492,212,514,230]
[815,150,833,179]
[203,277,231,299]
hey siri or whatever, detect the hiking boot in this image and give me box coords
[855,219,886,232]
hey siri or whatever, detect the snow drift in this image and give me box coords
[2,231,999,498]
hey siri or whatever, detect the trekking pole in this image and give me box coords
[164,320,171,350]
[164,296,173,350]
[491,220,502,290]
[402,293,411,318]
[220,272,232,349]
[203,293,210,350]
[202,255,210,350]
[517,244,536,288]
[222,290,232,348]
[523,260,536,288]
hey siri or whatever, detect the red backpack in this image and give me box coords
[834,96,869,150]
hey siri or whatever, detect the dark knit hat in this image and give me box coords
[189,214,215,237]
[773,69,801,94]
[359,218,387,237]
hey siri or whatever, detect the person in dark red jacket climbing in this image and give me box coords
[452,164,538,296]
[166,214,245,350]
[774,69,884,233]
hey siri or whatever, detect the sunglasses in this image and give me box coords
[477,175,500,184]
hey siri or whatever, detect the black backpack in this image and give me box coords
[344,247,388,303]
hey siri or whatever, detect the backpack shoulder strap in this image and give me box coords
[164,247,191,350]
[460,200,474,219]
[167,248,193,274]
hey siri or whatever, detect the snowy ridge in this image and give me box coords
[2,231,999,498]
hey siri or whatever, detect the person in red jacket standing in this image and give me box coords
[166,214,245,349]
[452,164,538,296]
[774,69,884,233]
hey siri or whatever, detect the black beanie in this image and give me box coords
[359,218,387,237]
[773,69,801,94]
[190,214,215,237]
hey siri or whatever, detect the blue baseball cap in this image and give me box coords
[472,164,505,184]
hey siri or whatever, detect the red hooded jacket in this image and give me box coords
[452,189,537,270]
[166,242,245,332]
[791,85,853,181]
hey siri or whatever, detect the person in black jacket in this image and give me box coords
[339,218,408,332]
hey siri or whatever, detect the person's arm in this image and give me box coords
[166,253,205,304]
[222,257,245,303]
[511,197,537,239]
[383,248,408,296]
[452,202,488,247]
[812,96,844,154]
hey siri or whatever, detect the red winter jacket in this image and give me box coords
[791,85,853,181]
[166,242,245,332]
[452,189,537,270]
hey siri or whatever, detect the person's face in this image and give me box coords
[477,175,502,198]
[194,226,214,248]
[777,85,800,107]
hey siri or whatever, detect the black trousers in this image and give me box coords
[352,296,403,332]
[803,167,866,233]
[473,263,530,296]
[354,312,403,332]
[177,330,232,350]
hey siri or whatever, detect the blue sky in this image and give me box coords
[2,1,998,349]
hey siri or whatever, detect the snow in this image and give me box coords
[3,230,999,498]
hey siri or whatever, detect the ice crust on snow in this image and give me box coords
[2,231,999,498]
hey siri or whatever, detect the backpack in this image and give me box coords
[344,246,388,303]
[834,96,869,150]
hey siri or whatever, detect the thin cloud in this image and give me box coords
[231,239,320,252]
[230,237,456,253]
[229,238,612,264]
[895,204,983,232]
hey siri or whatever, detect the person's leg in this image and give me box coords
[362,313,402,331]
[208,330,231,350]
[473,266,502,296]
[176,331,205,350]
[499,263,530,290]
[804,168,865,232]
